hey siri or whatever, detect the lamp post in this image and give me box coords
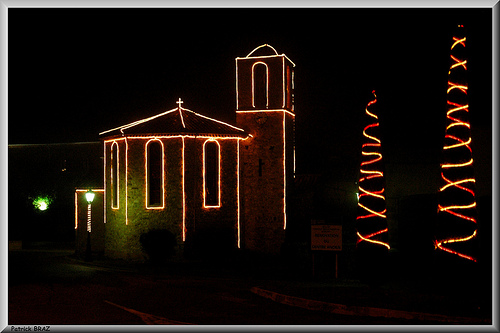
[85,189,95,261]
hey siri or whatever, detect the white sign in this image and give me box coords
[311,225,342,251]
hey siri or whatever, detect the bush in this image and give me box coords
[139,229,177,263]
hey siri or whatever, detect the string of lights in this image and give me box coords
[435,25,478,262]
[356,90,390,250]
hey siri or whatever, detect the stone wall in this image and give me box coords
[237,111,295,254]
[103,136,240,260]
[184,138,240,257]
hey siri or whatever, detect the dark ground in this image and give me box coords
[7,242,493,327]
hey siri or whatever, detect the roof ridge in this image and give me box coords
[246,44,279,57]
[100,105,247,137]
[180,107,245,132]
[99,108,178,136]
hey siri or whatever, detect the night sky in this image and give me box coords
[8,8,492,196]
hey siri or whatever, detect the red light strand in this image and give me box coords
[451,36,466,49]
[450,55,467,71]
[435,31,478,262]
[356,90,390,250]
[447,81,468,94]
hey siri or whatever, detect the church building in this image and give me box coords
[97,44,295,260]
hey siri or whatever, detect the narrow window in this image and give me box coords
[258,158,264,177]
[204,140,220,208]
[146,140,163,208]
[253,62,268,108]
[111,142,119,209]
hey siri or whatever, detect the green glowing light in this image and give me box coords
[33,196,51,211]
[85,190,95,204]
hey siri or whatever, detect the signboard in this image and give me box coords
[311,224,342,251]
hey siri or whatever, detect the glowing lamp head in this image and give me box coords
[85,189,95,204]
[38,201,48,211]
[33,196,50,211]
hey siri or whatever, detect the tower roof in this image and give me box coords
[246,44,279,57]
[238,44,295,67]
[100,100,248,139]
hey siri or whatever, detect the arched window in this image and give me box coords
[146,140,164,208]
[111,142,119,209]
[252,62,268,108]
[204,140,220,208]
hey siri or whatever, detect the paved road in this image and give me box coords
[8,248,441,326]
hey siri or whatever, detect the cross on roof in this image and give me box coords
[176,98,186,128]
[176,98,184,109]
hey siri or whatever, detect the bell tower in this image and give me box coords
[236,44,295,255]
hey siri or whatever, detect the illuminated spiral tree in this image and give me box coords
[356,90,390,279]
[435,25,478,263]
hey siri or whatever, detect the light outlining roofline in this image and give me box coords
[74,189,104,230]
[203,139,221,209]
[145,139,165,210]
[126,134,248,140]
[103,137,126,145]
[246,44,279,57]
[99,108,179,136]
[99,105,246,136]
[181,106,246,132]
[120,108,176,133]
